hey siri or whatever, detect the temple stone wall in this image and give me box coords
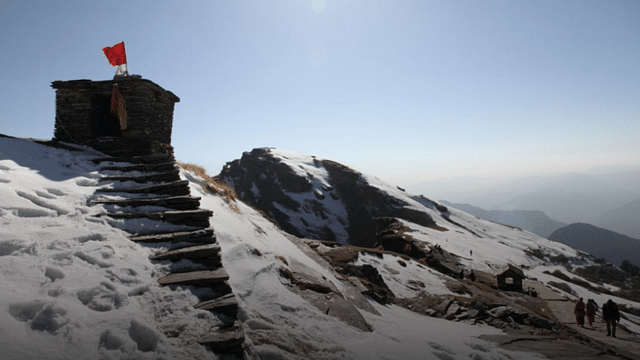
[51,78,179,154]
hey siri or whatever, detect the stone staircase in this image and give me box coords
[89,150,246,356]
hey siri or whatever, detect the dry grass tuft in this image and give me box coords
[176,162,240,213]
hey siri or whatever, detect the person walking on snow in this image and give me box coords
[574,298,586,327]
[602,299,620,337]
[586,299,597,327]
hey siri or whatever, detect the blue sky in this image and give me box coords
[1,0,639,191]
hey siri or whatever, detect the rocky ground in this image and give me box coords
[299,238,640,360]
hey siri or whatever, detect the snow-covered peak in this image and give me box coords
[219,148,585,272]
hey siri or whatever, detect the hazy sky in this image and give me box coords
[1,0,639,190]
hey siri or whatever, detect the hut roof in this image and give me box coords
[495,264,525,278]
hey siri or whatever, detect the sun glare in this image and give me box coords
[311,0,327,15]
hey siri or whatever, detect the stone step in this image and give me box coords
[95,180,191,196]
[91,153,175,164]
[92,195,200,211]
[150,243,221,261]
[99,169,181,183]
[129,228,215,244]
[194,293,238,316]
[198,326,245,353]
[187,255,223,270]
[100,161,177,173]
[101,209,212,228]
[158,268,229,287]
[211,280,233,296]
[157,255,222,273]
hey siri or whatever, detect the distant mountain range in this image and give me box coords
[439,201,567,238]
[411,168,640,237]
[548,223,640,267]
[593,197,640,240]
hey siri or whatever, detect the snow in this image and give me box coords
[269,149,350,243]
[352,253,457,298]
[0,138,221,360]
[0,138,637,360]
[196,179,548,359]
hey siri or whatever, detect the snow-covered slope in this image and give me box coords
[215,148,640,341]
[2,139,639,360]
[0,137,221,360]
[219,148,584,270]
[0,138,546,360]
[188,160,553,360]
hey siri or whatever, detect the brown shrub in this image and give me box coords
[176,162,240,213]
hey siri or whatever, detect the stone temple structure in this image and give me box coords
[51,77,179,156]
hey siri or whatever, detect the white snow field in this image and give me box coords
[1,138,637,359]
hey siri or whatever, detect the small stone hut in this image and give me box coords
[51,77,179,156]
[495,264,525,292]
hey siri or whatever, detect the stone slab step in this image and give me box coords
[160,255,222,274]
[95,180,190,196]
[211,280,233,295]
[158,268,229,287]
[198,326,245,352]
[99,169,181,183]
[91,153,175,164]
[102,209,212,227]
[92,195,200,211]
[194,293,238,316]
[193,256,223,269]
[129,228,215,244]
[100,161,177,173]
[150,243,221,261]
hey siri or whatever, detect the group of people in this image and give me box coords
[434,244,443,255]
[574,298,621,337]
[459,269,476,281]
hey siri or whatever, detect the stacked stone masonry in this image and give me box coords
[51,78,179,155]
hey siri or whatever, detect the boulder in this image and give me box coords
[446,303,461,317]
[489,306,512,318]
[527,316,554,330]
[467,309,481,319]
[433,297,455,315]
[299,290,373,332]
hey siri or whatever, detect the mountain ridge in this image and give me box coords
[411,169,640,226]
[593,197,640,240]
[218,148,444,247]
[548,223,640,267]
[439,201,567,238]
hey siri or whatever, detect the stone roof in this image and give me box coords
[51,77,179,102]
[495,264,525,278]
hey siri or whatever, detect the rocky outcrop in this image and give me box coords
[373,217,430,260]
[278,258,374,332]
[218,148,439,247]
[321,160,438,246]
[402,295,557,332]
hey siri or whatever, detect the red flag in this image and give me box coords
[102,42,127,66]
